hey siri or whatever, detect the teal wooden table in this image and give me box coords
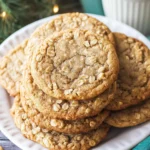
[133,136,150,150]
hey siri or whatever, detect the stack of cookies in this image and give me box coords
[0,12,150,150]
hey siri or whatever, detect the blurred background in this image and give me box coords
[0,0,150,43]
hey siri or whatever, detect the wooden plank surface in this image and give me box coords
[0,132,20,150]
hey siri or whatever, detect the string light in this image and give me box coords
[1,11,6,18]
[53,4,59,13]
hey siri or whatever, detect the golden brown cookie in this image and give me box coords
[20,86,109,134]
[23,61,115,120]
[106,98,150,127]
[27,12,115,55]
[0,40,28,96]
[11,97,110,150]
[107,33,150,110]
[31,29,118,100]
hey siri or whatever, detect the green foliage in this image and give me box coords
[0,0,54,43]
[0,0,81,43]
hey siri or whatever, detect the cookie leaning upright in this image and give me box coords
[31,29,119,100]
[27,12,115,53]
[0,40,28,96]
[26,13,115,63]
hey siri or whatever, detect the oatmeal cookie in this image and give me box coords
[106,98,150,127]
[11,97,110,150]
[0,40,28,96]
[20,87,109,134]
[23,62,115,120]
[31,29,118,100]
[27,12,115,55]
[107,33,150,110]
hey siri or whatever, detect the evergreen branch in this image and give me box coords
[0,0,81,44]
[61,2,80,10]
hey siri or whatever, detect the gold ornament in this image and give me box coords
[53,4,59,13]
[1,11,6,18]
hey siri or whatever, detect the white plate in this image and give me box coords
[0,14,150,150]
